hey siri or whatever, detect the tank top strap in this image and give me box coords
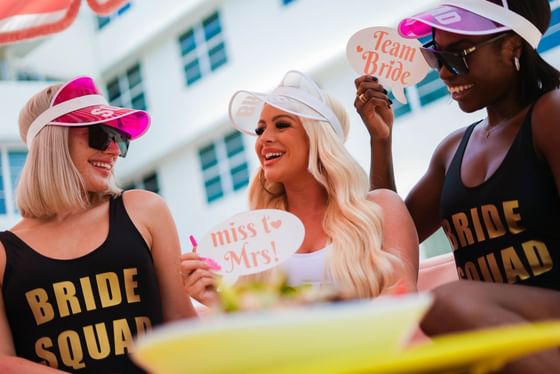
[108,192,150,251]
[0,231,13,246]
[0,230,37,289]
[109,192,124,217]
[445,121,480,182]
[109,193,131,234]
[0,230,17,262]
[518,103,536,145]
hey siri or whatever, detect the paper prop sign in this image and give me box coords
[346,27,431,104]
[196,209,305,278]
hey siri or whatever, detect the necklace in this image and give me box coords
[482,119,505,139]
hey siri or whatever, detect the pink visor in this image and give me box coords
[398,1,542,49]
[399,5,507,37]
[26,76,150,147]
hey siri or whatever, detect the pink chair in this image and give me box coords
[417,252,458,292]
[408,252,458,346]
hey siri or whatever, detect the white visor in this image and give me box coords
[229,71,344,139]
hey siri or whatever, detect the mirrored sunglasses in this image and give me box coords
[420,33,509,76]
[87,124,130,158]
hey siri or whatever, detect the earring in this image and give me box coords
[514,56,520,71]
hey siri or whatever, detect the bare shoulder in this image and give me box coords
[432,125,472,170]
[532,89,560,154]
[533,89,560,113]
[121,190,173,248]
[366,189,414,227]
[366,188,405,209]
[533,89,560,131]
[367,189,412,222]
[122,189,168,212]
[440,125,470,144]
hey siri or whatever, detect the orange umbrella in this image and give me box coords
[0,0,128,45]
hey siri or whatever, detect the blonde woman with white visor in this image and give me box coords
[356,0,560,372]
[0,77,196,373]
[182,71,419,305]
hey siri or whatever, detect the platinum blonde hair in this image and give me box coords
[17,84,120,219]
[247,94,401,298]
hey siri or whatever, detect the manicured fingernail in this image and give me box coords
[201,257,221,270]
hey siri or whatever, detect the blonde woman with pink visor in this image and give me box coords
[182,71,419,306]
[0,76,196,373]
[355,0,560,371]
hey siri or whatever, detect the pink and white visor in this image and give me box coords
[398,0,542,49]
[26,76,150,147]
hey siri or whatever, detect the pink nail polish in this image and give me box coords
[201,257,221,271]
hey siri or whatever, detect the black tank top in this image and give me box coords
[1,194,163,373]
[440,108,560,289]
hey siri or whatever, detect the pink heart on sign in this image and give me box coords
[271,220,282,229]
[356,45,363,53]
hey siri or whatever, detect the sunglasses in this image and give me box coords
[87,124,131,157]
[420,33,509,76]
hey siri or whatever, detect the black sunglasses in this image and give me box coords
[420,33,509,76]
[87,124,131,158]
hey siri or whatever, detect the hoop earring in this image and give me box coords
[514,56,520,71]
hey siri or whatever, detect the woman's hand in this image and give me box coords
[354,75,394,140]
[181,252,219,306]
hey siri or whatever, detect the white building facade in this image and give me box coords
[1,0,559,257]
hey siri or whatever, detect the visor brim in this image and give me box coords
[50,105,150,140]
[49,76,150,139]
[229,90,328,136]
[398,5,508,38]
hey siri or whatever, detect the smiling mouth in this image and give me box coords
[90,161,112,170]
[447,84,474,94]
[264,152,284,161]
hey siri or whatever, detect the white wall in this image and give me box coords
[0,81,51,140]
[2,0,559,255]
[115,0,438,176]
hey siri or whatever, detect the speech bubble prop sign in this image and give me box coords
[196,209,305,278]
[346,27,431,104]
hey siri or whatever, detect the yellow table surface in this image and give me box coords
[132,294,560,374]
[320,321,560,374]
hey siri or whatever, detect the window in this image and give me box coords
[421,228,453,259]
[106,64,147,110]
[16,71,46,81]
[178,11,228,86]
[538,5,560,53]
[96,2,132,30]
[123,172,160,194]
[0,149,27,216]
[199,131,249,203]
[416,70,448,106]
[388,90,412,118]
[0,60,8,80]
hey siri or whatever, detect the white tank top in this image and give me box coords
[280,245,332,287]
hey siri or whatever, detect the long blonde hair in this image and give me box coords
[17,84,120,219]
[248,94,401,298]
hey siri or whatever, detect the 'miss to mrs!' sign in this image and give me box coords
[195,209,305,279]
[346,27,430,104]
